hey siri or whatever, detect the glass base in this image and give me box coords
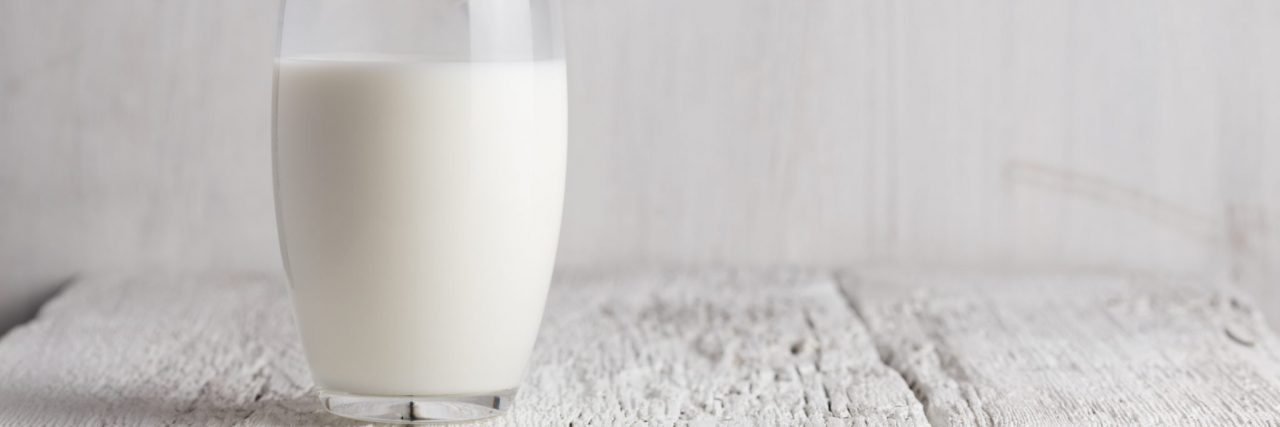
[320,389,516,424]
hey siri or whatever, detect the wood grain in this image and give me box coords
[0,271,926,426]
[0,0,282,332]
[2,0,1280,331]
[842,271,1280,425]
[6,270,1280,425]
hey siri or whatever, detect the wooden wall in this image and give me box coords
[2,0,1278,330]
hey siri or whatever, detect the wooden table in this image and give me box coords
[2,270,1279,426]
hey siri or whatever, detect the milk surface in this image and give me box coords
[274,55,566,396]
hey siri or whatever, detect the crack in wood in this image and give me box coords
[0,271,921,425]
[840,271,1280,425]
[832,273,935,426]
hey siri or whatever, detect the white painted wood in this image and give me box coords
[0,0,282,332]
[3,0,1280,329]
[6,269,1280,426]
[558,0,1280,293]
[0,271,926,426]
[842,271,1280,425]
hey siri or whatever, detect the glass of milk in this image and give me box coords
[273,1,565,423]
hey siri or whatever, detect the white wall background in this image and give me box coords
[2,0,1279,331]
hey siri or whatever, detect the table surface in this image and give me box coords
[2,269,1280,426]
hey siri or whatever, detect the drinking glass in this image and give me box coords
[273,0,566,423]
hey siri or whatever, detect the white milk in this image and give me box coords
[274,55,566,396]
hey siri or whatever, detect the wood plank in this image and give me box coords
[0,271,926,426]
[841,271,1280,426]
[9,0,1280,334]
